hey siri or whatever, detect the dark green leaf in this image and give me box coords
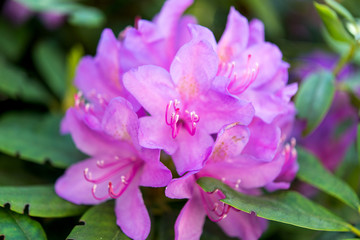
[0,207,46,240]
[295,70,336,135]
[357,123,360,164]
[0,112,84,168]
[33,41,66,99]
[197,177,351,232]
[325,0,355,22]
[314,2,353,43]
[67,201,130,240]
[297,147,360,211]
[0,20,30,61]
[0,58,51,104]
[0,185,87,218]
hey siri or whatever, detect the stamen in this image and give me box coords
[91,184,109,201]
[200,188,230,222]
[83,162,133,184]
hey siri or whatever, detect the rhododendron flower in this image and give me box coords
[123,38,254,175]
[55,96,172,240]
[166,121,298,240]
[293,52,358,171]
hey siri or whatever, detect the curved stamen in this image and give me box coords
[83,161,133,184]
[91,184,109,201]
[200,188,230,222]
[96,157,132,169]
[108,166,137,198]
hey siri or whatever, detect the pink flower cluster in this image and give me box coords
[55,0,298,239]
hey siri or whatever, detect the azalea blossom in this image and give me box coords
[123,38,254,175]
[166,121,297,240]
[55,96,172,240]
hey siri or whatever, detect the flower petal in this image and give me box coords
[187,24,217,51]
[174,187,206,240]
[218,7,249,62]
[140,160,172,187]
[123,65,178,116]
[217,209,267,240]
[248,19,264,46]
[170,40,219,101]
[115,176,150,240]
[165,172,197,199]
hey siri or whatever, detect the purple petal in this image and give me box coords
[55,157,108,205]
[176,15,198,48]
[140,160,172,187]
[218,7,249,62]
[248,19,265,46]
[115,177,150,240]
[170,40,219,102]
[123,65,178,116]
[217,209,267,240]
[174,187,206,240]
[187,24,217,51]
[138,116,178,154]
[165,172,197,199]
[209,123,250,162]
[172,129,214,175]
[242,118,281,162]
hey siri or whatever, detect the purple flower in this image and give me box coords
[165,121,297,240]
[55,96,172,240]
[123,38,254,175]
[293,52,358,171]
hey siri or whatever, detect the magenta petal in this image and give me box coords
[210,123,250,162]
[55,158,107,205]
[123,65,178,116]
[165,172,197,199]
[217,209,267,240]
[140,160,172,187]
[218,7,249,62]
[63,108,117,156]
[248,19,265,46]
[115,177,150,240]
[172,129,214,175]
[170,40,219,101]
[242,118,281,162]
[187,24,217,51]
[177,15,198,47]
[138,116,178,154]
[101,97,139,147]
[174,187,206,240]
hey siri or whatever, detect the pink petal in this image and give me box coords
[55,157,108,205]
[174,187,206,240]
[248,19,265,46]
[242,118,281,162]
[140,160,172,187]
[115,176,150,240]
[172,129,214,175]
[209,123,250,162]
[187,24,217,51]
[165,172,197,199]
[218,7,249,62]
[176,15,198,48]
[138,116,178,154]
[170,40,219,102]
[123,65,178,116]
[217,209,267,240]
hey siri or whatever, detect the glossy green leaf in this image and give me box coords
[0,20,30,61]
[0,185,87,218]
[297,147,360,211]
[0,207,46,240]
[0,112,84,168]
[67,201,130,240]
[197,177,351,232]
[314,2,353,43]
[33,41,66,99]
[295,70,336,135]
[0,58,51,104]
[325,0,355,22]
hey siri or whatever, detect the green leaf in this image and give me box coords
[68,7,105,28]
[314,2,353,43]
[0,112,84,168]
[325,0,355,22]
[67,201,130,240]
[297,147,360,211]
[357,123,360,164]
[295,70,336,135]
[33,41,66,99]
[0,58,51,104]
[0,185,87,218]
[0,20,30,61]
[197,177,351,232]
[0,207,46,240]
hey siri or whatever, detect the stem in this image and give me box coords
[349,224,360,237]
[333,43,357,76]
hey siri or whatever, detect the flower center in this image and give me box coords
[217,54,259,94]
[83,156,141,200]
[165,99,200,138]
